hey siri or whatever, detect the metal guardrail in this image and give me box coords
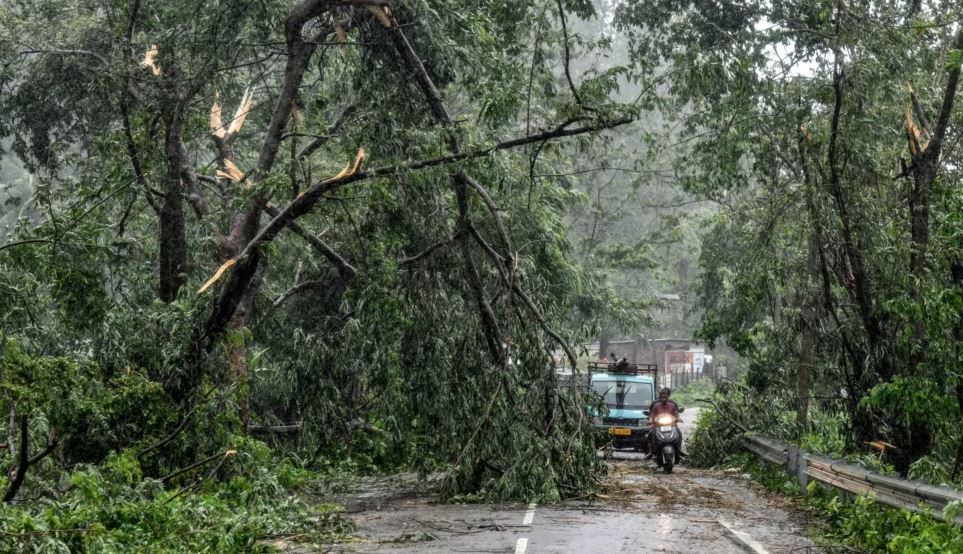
[743,434,963,525]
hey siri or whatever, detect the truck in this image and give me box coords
[588,361,658,451]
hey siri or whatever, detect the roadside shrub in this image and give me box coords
[687,403,735,467]
[732,453,963,553]
[687,377,794,468]
[0,443,353,553]
[798,409,848,456]
[811,487,963,553]
[671,378,715,408]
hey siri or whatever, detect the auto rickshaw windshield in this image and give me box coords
[591,380,654,410]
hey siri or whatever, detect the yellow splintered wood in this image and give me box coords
[211,94,225,139]
[215,159,244,182]
[142,45,161,76]
[228,88,254,136]
[211,88,253,138]
[198,259,238,294]
[295,147,364,200]
[866,440,895,453]
[350,147,366,174]
[367,5,392,28]
[905,105,922,155]
[326,147,367,183]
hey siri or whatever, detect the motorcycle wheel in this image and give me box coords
[662,446,674,474]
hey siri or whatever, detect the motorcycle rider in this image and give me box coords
[645,387,683,459]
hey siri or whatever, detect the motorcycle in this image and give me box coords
[650,410,684,474]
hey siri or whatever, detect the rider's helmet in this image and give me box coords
[659,387,671,399]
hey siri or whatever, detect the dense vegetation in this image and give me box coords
[3,0,963,550]
[0,0,663,549]
[613,0,963,485]
[730,451,963,552]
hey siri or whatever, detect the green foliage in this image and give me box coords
[730,453,801,497]
[619,0,963,482]
[0,342,182,465]
[0,0,643,509]
[798,411,848,457]
[812,488,963,553]
[670,378,715,408]
[686,378,796,468]
[0,452,352,553]
[687,404,737,468]
[860,377,952,429]
[732,454,963,553]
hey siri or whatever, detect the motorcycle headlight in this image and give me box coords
[655,414,674,425]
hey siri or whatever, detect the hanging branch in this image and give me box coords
[555,0,591,111]
[264,204,356,278]
[467,225,579,370]
[399,230,465,265]
[272,279,326,307]
[462,174,513,255]
[197,118,630,297]
[371,2,509,366]
[194,0,631,375]
[296,103,357,160]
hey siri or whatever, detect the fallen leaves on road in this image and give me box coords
[592,462,744,510]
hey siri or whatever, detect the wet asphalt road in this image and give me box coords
[279,408,820,553]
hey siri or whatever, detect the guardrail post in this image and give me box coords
[791,447,808,496]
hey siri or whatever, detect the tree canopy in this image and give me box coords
[615,0,963,480]
[0,0,646,513]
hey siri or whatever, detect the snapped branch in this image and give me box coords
[199,117,628,291]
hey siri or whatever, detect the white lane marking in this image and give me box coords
[514,537,528,554]
[717,518,770,554]
[522,502,536,525]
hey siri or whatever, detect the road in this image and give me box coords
[279,408,820,553]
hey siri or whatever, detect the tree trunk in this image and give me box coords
[797,322,814,437]
[159,112,188,302]
[3,416,27,502]
[952,377,963,481]
[228,264,263,431]
[950,260,963,480]
[598,325,611,361]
